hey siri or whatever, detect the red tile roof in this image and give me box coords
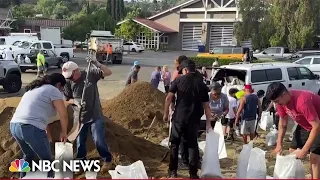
[24,18,74,27]
[134,18,177,33]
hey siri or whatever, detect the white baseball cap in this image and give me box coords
[62,61,79,79]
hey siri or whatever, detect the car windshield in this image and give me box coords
[0,38,5,45]
[18,41,31,49]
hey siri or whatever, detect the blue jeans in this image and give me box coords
[76,116,112,162]
[10,123,54,178]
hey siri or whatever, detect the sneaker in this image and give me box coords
[168,170,178,178]
[190,174,199,179]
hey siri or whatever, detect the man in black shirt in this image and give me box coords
[163,59,212,178]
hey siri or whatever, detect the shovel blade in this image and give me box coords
[67,121,84,142]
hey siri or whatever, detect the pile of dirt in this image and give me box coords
[0,99,168,178]
[102,81,167,143]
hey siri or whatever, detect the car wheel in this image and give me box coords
[3,74,22,93]
[132,48,136,52]
[20,67,26,73]
[62,55,69,62]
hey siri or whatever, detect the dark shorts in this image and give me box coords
[290,125,320,155]
[221,118,235,128]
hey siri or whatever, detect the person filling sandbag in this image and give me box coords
[10,73,69,178]
[266,82,320,179]
[62,60,113,171]
[163,59,212,179]
[235,84,262,144]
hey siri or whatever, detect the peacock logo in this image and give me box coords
[9,159,31,172]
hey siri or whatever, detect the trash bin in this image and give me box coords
[198,45,205,52]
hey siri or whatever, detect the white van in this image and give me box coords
[211,62,320,109]
[0,34,39,50]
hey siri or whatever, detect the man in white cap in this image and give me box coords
[62,60,112,171]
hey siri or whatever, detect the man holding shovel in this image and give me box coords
[62,60,112,171]
[163,59,213,179]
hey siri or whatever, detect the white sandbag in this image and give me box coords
[55,142,73,179]
[213,121,227,159]
[201,129,222,178]
[266,128,278,146]
[267,176,273,179]
[246,148,267,178]
[85,171,98,179]
[25,55,31,63]
[198,141,206,153]
[199,117,227,159]
[22,171,49,179]
[236,142,253,178]
[273,154,305,178]
[109,160,148,179]
[260,111,273,131]
[160,137,169,148]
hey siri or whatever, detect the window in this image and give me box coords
[275,48,282,54]
[160,36,168,44]
[31,43,41,49]
[266,69,282,81]
[284,48,290,53]
[296,58,311,65]
[222,48,232,54]
[251,68,282,83]
[298,67,312,79]
[313,58,320,64]
[12,41,21,46]
[43,42,53,49]
[287,68,299,80]
[47,50,56,57]
[251,70,268,83]
[0,38,5,45]
[232,48,242,54]
[24,29,31,33]
[264,48,277,54]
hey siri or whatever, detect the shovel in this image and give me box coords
[67,52,94,142]
[161,120,172,162]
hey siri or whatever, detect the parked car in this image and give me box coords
[211,62,320,110]
[293,55,320,76]
[10,40,74,61]
[0,58,22,93]
[123,42,145,52]
[253,47,301,60]
[16,50,64,72]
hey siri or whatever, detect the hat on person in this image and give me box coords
[244,84,253,90]
[208,81,222,91]
[235,90,245,99]
[62,61,79,79]
[178,59,196,74]
[134,61,139,65]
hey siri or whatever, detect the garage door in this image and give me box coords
[40,27,61,45]
[182,24,202,51]
[209,24,234,51]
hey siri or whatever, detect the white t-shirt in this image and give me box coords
[4,49,13,60]
[226,96,237,119]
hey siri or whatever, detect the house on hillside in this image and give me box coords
[117,0,241,51]
[0,8,15,36]
[17,18,74,45]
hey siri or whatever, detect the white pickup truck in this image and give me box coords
[11,40,74,61]
[253,47,300,60]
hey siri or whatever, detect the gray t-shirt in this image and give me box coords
[11,84,63,130]
[126,70,138,85]
[63,68,104,124]
[209,93,229,116]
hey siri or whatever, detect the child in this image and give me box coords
[150,66,161,89]
[130,61,139,71]
[161,65,171,93]
[226,88,239,140]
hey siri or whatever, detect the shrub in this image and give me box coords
[188,57,276,68]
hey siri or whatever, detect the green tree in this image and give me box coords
[12,4,36,18]
[115,8,152,41]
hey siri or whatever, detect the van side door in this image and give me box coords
[286,67,317,92]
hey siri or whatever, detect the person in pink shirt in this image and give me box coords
[266,82,320,179]
[162,65,171,93]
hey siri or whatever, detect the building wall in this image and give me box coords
[181,12,237,19]
[152,9,180,32]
